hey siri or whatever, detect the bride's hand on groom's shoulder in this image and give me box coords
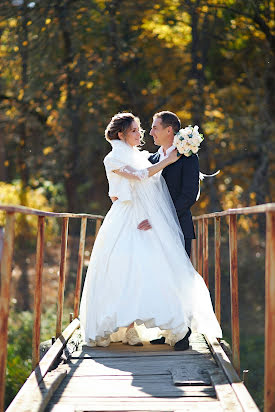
[167,149,181,164]
[137,219,152,231]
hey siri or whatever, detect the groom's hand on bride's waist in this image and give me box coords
[137,219,152,231]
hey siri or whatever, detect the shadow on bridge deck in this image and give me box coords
[44,332,255,412]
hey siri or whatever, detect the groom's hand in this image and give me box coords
[137,219,152,231]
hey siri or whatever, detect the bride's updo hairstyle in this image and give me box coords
[105,112,141,142]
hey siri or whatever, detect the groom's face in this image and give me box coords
[150,118,170,147]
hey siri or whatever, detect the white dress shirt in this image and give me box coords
[158,145,175,161]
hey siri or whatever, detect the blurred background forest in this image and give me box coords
[0,0,274,410]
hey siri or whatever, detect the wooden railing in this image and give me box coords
[0,204,104,412]
[192,203,275,412]
[0,202,274,412]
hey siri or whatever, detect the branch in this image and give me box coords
[0,94,48,124]
[215,151,259,170]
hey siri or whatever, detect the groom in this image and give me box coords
[138,110,199,258]
[138,110,199,350]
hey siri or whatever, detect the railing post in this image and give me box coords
[197,219,203,276]
[73,217,87,318]
[203,218,209,288]
[0,213,15,412]
[95,217,102,239]
[56,217,69,338]
[264,211,275,412]
[229,214,240,376]
[215,217,221,324]
[191,222,197,269]
[32,216,45,370]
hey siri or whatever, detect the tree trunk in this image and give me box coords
[0,137,6,182]
[189,2,221,212]
[56,0,82,216]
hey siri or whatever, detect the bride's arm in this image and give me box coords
[113,149,179,180]
[110,196,118,203]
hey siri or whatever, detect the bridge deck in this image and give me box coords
[45,333,248,412]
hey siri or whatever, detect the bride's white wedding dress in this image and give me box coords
[79,140,222,346]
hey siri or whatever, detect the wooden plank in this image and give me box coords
[74,217,87,318]
[73,334,210,358]
[72,347,211,359]
[47,399,222,411]
[204,334,259,411]
[265,211,275,412]
[0,212,15,412]
[68,356,217,378]
[170,365,212,386]
[51,375,216,398]
[209,370,243,412]
[214,217,221,323]
[32,216,45,369]
[56,217,69,338]
[229,215,240,375]
[6,319,80,412]
[9,366,68,412]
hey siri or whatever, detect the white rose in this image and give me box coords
[192,146,199,154]
[190,135,200,145]
[185,126,193,135]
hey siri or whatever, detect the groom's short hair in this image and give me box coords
[153,111,181,134]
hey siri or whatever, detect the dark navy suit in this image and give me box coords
[149,152,199,256]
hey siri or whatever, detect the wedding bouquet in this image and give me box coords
[173,125,204,157]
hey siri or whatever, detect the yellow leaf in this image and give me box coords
[22,41,28,46]
[43,146,54,155]
[86,82,93,89]
[46,104,52,110]
[45,18,51,25]
[9,19,17,28]
[27,21,32,26]
[18,89,24,101]
[14,46,19,52]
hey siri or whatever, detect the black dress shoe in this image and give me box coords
[174,328,192,351]
[150,336,166,345]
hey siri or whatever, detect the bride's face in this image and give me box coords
[123,120,142,146]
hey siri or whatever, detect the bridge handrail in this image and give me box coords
[0,202,274,412]
[191,202,275,412]
[193,202,275,219]
[0,204,104,412]
[0,204,104,219]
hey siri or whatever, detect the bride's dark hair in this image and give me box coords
[105,112,141,141]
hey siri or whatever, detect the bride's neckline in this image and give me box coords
[110,139,140,151]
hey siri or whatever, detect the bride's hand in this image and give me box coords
[167,148,181,164]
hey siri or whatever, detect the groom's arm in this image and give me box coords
[173,155,199,216]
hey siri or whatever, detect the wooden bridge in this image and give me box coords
[0,203,274,412]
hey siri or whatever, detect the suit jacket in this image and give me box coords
[149,152,199,239]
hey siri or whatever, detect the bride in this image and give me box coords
[79,112,222,349]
